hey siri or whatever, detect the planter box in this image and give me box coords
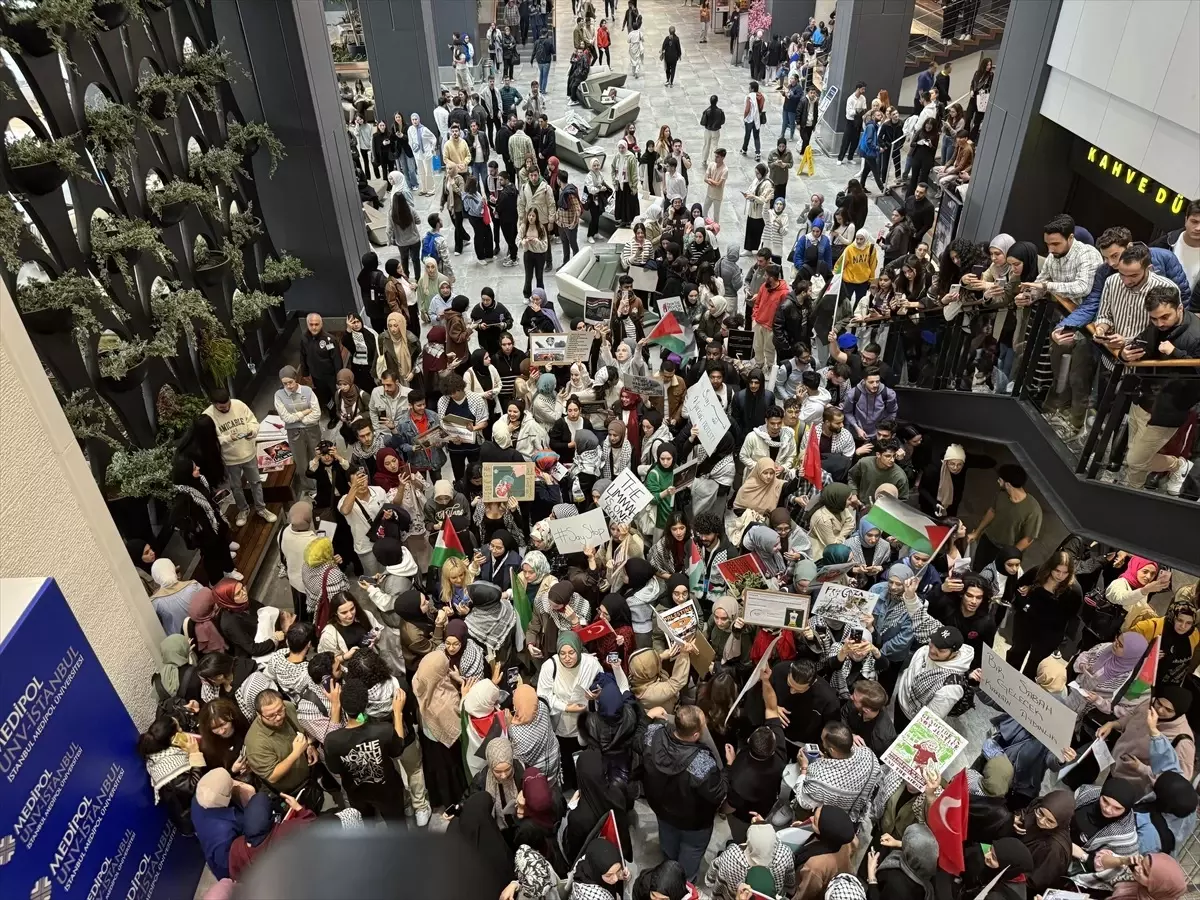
[9,159,68,195]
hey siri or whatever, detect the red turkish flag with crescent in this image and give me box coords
[928,767,969,874]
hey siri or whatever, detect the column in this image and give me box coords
[431,0,480,66]
[359,0,442,128]
[767,0,817,39]
[957,0,1066,242]
[817,0,917,146]
[212,0,367,316]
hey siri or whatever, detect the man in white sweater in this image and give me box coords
[205,389,278,527]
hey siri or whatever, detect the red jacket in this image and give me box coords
[597,26,610,48]
[751,281,789,329]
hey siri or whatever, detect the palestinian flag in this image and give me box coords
[645,310,695,360]
[866,495,952,556]
[687,539,704,595]
[431,517,466,567]
[1121,636,1159,701]
[511,570,533,632]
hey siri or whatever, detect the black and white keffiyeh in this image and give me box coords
[444,637,487,678]
[510,701,562,784]
[465,598,518,656]
[145,748,192,804]
[825,873,867,900]
[515,845,558,898]
[174,475,220,533]
[798,744,881,824]
[709,842,795,898]
[534,590,591,632]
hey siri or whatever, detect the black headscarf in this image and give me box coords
[490,529,518,557]
[574,837,624,896]
[392,590,433,633]
[657,573,690,608]
[794,805,856,867]
[470,348,492,385]
[622,558,655,595]
[568,750,632,862]
[1154,684,1193,721]
[1006,241,1040,282]
[1072,778,1138,845]
[449,792,513,896]
[1160,606,1198,682]
[600,593,632,629]
[696,431,736,477]
[1137,771,1198,854]
[654,441,679,471]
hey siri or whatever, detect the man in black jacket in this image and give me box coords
[699,94,725,165]
[497,113,516,181]
[447,96,470,132]
[796,85,821,154]
[299,314,342,428]
[1119,284,1200,492]
[903,182,935,241]
[641,705,727,881]
[926,573,997,672]
[494,171,520,266]
[534,114,556,175]
[840,679,896,760]
[773,280,809,361]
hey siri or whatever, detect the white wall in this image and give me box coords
[1038,0,1200,199]
[0,286,162,727]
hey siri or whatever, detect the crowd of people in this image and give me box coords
[134,3,1200,899]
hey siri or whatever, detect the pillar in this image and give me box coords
[767,0,817,39]
[818,0,917,144]
[957,0,1065,243]
[1,286,161,726]
[431,0,480,66]
[212,0,367,317]
[359,0,442,129]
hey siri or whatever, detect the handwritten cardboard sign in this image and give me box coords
[685,378,731,455]
[981,645,1076,761]
[600,469,653,525]
[546,507,609,554]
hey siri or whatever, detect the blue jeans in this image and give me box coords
[940,133,955,163]
[472,162,488,187]
[399,154,418,190]
[658,820,712,882]
[539,61,550,93]
[781,109,797,140]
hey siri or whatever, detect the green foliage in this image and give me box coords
[221,237,243,284]
[187,145,246,190]
[200,333,238,383]
[148,178,219,219]
[156,386,209,437]
[180,43,235,110]
[228,204,261,247]
[85,103,160,192]
[731,572,768,595]
[6,0,102,54]
[90,215,174,288]
[135,70,195,120]
[106,444,176,501]
[227,120,285,176]
[261,252,312,284]
[97,336,153,380]
[231,288,281,337]
[150,285,224,353]
[0,194,29,273]
[60,389,121,449]
[16,270,107,332]
[5,132,94,181]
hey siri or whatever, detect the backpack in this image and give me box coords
[420,230,441,264]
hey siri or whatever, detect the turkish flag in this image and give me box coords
[928,768,969,875]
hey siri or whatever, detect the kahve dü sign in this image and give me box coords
[547,507,610,554]
[685,378,730,454]
[600,469,653,525]
[981,645,1077,761]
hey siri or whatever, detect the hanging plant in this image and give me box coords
[61,389,122,449]
[219,236,243,283]
[188,145,246,191]
[90,215,174,288]
[0,194,29,272]
[731,572,768,595]
[228,204,262,247]
[106,444,176,501]
[136,70,196,120]
[200,331,238,383]
[181,43,235,111]
[156,385,210,437]
[85,103,161,192]
[5,132,94,194]
[150,285,224,356]
[260,252,312,293]
[231,288,281,337]
[148,178,219,222]
[97,334,154,380]
[16,269,108,333]
[226,121,285,176]
[2,0,103,57]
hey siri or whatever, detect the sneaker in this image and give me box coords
[453,250,461,256]
[229,541,241,552]
[235,510,249,528]
[224,569,244,581]
[415,808,432,827]
[836,159,844,165]
[1166,458,1194,496]
[502,258,517,267]
[587,236,596,243]
[754,153,761,161]
[257,508,278,523]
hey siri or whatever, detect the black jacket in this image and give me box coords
[903,195,936,239]
[578,696,643,760]
[299,330,341,382]
[1130,313,1200,427]
[496,125,514,161]
[470,301,514,355]
[495,183,519,224]
[773,293,809,359]
[927,592,997,670]
[841,699,896,760]
[218,602,279,658]
[532,36,554,65]
[448,106,470,131]
[700,104,726,131]
[641,722,727,830]
[372,129,393,163]
[661,34,682,63]
[534,125,556,160]
[797,97,820,129]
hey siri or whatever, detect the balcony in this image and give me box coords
[880,295,1197,572]
[906,0,1010,75]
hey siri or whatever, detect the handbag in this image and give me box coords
[976,90,990,113]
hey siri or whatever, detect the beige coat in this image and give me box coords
[518,180,555,227]
[629,650,691,714]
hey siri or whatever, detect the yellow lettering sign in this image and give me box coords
[1088,146,1097,162]
[1112,161,1123,178]
[1138,177,1148,194]
[1172,195,1185,214]
[1084,145,1190,211]
[1156,187,1168,204]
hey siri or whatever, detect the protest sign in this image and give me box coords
[412,424,445,449]
[981,645,1076,761]
[482,462,535,502]
[726,328,754,360]
[717,553,764,588]
[600,469,653,524]
[584,293,613,325]
[566,330,595,362]
[883,707,968,789]
[727,635,780,725]
[658,600,701,641]
[547,507,609,554]
[530,332,570,365]
[658,296,686,317]
[670,458,701,490]
[629,264,658,292]
[256,440,291,472]
[810,582,877,626]
[622,372,667,398]
[685,378,731,454]
[441,413,477,441]
[744,589,810,631]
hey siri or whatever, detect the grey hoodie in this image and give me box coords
[715,246,743,299]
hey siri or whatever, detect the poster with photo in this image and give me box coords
[530,333,571,365]
[717,553,765,587]
[621,372,666,398]
[743,589,810,631]
[810,582,877,626]
[658,600,701,641]
[412,424,445,449]
[441,413,477,442]
[482,462,535,502]
[256,440,292,472]
[883,707,968,790]
[585,294,613,325]
[670,458,701,490]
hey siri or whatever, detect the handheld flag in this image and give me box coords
[687,539,704,595]
[573,809,624,866]
[802,423,823,487]
[431,517,466,568]
[511,570,533,632]
[928,767,968,875]
[574,619,614,643]
[645,310,696,361]
[1120,636,1159,702]
[866,495,953,556]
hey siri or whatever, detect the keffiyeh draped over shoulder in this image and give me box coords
[825,873,867,900]
[465,582,518,656]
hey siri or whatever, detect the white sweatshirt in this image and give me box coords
[205,399,259,465]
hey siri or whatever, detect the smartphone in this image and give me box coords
[969,263,986,278]
[605,652,620,667]
[802,743,822,762]
[505,666,520,689]
[846,626,864,643]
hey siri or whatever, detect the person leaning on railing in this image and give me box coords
[1116,284,1199,494]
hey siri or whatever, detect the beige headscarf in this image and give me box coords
[1036,654,1068,694]
[734,457,784,513]
[937,444,966,509]
[712,596,743,662]
[411,650,463,747]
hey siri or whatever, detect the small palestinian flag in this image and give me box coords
[645,310,696,360]
[511,570,533,632]
[1122,636,1159,701]
[866,495,952,556]
[431,517,466,567]
[687,539,704,595]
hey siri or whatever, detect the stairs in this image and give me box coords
[905,0,1010,75]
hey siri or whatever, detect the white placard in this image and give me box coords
[743,589,811,631]
[546,507,609,554]
[810,583,878,627]
[600,469,653,525]
[658,296,686,317]
[685,378,731,455]
[629,264,658,293]
[727,635,780,726]
[981,645,1077,762]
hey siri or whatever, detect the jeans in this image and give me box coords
[523,249,545,296]
[399,154,418,190]
[859,154,885,191]
[539,62,550,92]
[226,458,265,513]
[397,242,421,279]
[561,225,579,263]
[597,47,610,67]
[742,122,761,155]
[658,820,712,882]
[471,162,488,187]
[781,109,797,140]
[1045,336,1096,428]
[940,133,955,163]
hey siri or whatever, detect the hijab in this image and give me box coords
[536,373,557,397]
[241,793,274,847]
[745,823,778,867]
[938,444,966,509]
[794,804,856,867]
[877,822,937,900]
[982,755,1014,796]
[712,596,743,662]
[1006,241,1040,282]
[734,457,784,513]
[483,737,519,826]
[451,792,514,896]
[188,587,226,652]
[574,838,623,896]
[1075,777,1139,843]
[393,589,433,633]
[1137,771,1197,854]
[622,558,655,595]
[469,348,493,385]
[1018,788,1074,861]
[520,768,557,830]
[988,234,1015,279]
[1036,654,1068,694]
[512,683,540,725]
[374,447,402,491]
[463,677,502,718]
[1093,631,1149,678]
[1119,555,1157,589]
[1111,853,1187,900]
[743,523,784,576]
[821,483,852,515]
[1153,684,1193,722]
[411,650,462,747]
[523,550,552,584]
[159,635,192,696]
[601,591,633,629]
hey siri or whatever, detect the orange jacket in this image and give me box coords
[751,281,789,329]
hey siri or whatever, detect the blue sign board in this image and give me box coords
[0,579,204,900]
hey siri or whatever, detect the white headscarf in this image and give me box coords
[854,228,871,248]
[151,559,178,587]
